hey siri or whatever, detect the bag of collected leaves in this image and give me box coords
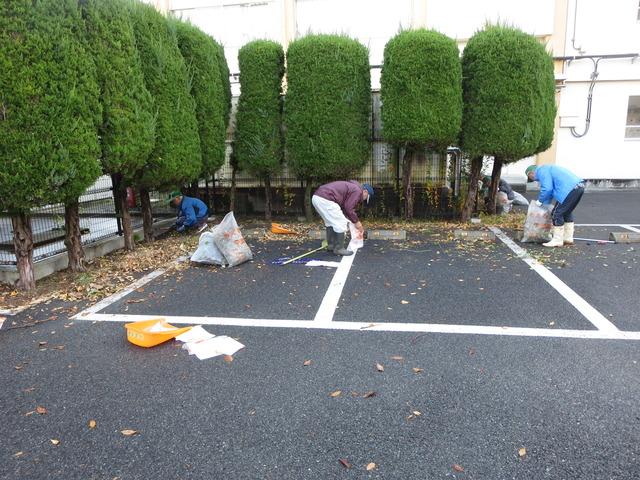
[190,232,227,266]
[210,212,253,267]
[521,200,553,243]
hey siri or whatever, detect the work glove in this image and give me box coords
[176,224,186,233]
[175,216,186,227]
[535,200,543,207]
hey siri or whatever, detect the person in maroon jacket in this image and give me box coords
[312,181,374,256]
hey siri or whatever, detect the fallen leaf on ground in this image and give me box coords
[13,451,24,457]
[303,359,312,366]
[412,410,422,416]
[88,420,96,429]
[376,363,384,372]
[120,429,138,436]
[223,355,233,363]
[400,300,409,305]
[125,299,145,304]
[363,391,376,398]
[412,367,424,374]
[50,439,60,445]
[366,462,376,471]
[36,406,47,415]
[390,356,404,361]
[339,459,352,469]
[518,447,527,457]
[14,365,23,370]
[329,390,342,398]
[38,342,47,347]
[453,464,464,472]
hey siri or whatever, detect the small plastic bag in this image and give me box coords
[347,222,363,251]
[496,191,513,215]
[211,212,253,267]
[521,200,553,243]
[190,231,227,265]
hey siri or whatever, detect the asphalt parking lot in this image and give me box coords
[1,191,639,479]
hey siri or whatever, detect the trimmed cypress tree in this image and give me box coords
[172,19,227,190]
[235,40,285,221]
[381,29,462,219]
[285,34,371,220]
[213,40,233,131]
[129,1,202,241]
[0,0,101,288]
[82,0,155,251]
[460,25,556,218]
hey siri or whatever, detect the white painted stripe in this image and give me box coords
[621,225,640,233]
[489,227,619,332]
[72,268,167,318]
[75,313,640,340]
[313,252,357,323]
[576,224,640,227]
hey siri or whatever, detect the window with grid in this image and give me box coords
[625,96,640,138]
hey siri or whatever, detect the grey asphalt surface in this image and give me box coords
[1,189,639,479]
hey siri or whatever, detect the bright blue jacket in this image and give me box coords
[535,165,583,204]
[178,196,208,227]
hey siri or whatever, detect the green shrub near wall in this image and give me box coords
[0,0,102,286]
[129,0,201,239]
[235,40,285,220]
[285,34,371,219]
[82,0,155,250]
[213,40,233,131]
[380,29,462,218]
[173,19,227,178]
[460,25,556,216]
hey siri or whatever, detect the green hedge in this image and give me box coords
[381,29,462,149]
[173,19,227,176]
[213,40,232,131]
[0,0,101,212]
[235,40,285,178]
[285,34,371,181]
[82,0,155,179]
[129,1,201,190]
[461,25,556,160]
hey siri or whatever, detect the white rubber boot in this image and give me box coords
[543,226,565,247]
[563,222,575,245]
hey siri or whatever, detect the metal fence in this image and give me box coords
[0,177,172,266]
[1,92,463,266]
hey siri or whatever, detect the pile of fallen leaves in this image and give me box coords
[0,233,199,310]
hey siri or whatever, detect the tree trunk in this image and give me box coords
[230,166,237,212]
[402,147,415,220]
[304,180,313,222]
[190,180,199,198]
[112,174,134,251]
[264,176,272,221]
[64,201,85,272]
[139,187,154,242]
[461,156,483,222]
[486,157,503,215]
[12,213,35,291]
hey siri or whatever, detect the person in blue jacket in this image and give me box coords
[525,165,585,247]
[168,191,208,233]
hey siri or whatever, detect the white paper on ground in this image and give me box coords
[187,336,245,360]
[306,260,341,268]
[175,325,214,343]
[347,222,364,251]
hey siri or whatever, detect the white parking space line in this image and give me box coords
[576,224,640,227]
[313,252,357,323]
[621,225,640,233]
[489,227,619,333]
[75,312,640,340]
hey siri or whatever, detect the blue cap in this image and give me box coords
[363,183,374,204]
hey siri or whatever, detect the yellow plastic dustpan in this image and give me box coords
[125,318,192,348]
[271,223,296,234]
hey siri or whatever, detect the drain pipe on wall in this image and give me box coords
[554,53,639,138]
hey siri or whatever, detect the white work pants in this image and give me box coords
[312,195,349,233]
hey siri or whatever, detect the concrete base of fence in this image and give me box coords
[0,219,175,286]
[454,229,496,241]
[308,229,407,240]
